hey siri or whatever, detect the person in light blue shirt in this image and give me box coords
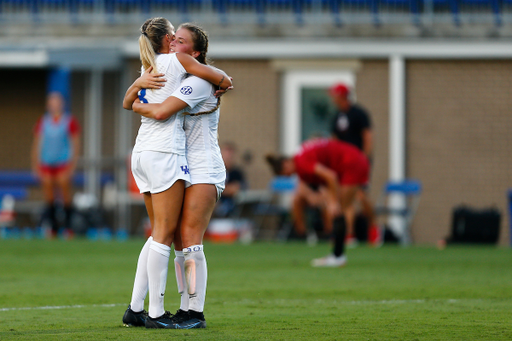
[31,92,81,237]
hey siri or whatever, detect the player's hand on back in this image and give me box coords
[214,85,234,98]
[136,66,166,89]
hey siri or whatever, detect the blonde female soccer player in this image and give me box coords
[121,17,231,329]
[131,23,228,330]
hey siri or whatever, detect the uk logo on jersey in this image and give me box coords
[181,165,190,174]
[180,86,193,95]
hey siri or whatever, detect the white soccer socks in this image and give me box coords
[183,245,207,313]
[129,236,152,312]
[130,240,207,318]
[174,250,189,311]
[147,240,171,318]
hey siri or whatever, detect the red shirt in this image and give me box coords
[293,138,369,186]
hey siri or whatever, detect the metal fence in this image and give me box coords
[0,0,506,27]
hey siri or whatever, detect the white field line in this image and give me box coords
[226,298,475,306]
[0,303,126,312]
[0,298,496,312]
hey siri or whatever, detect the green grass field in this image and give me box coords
[0,239,511,341]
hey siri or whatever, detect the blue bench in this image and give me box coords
[0,170,114,201]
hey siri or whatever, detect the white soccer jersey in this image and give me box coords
[132,53,187,155]
[171,75,226,185]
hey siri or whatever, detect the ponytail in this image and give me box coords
[138,17,174,73]
[183,98,221,117]
[139,34,157,72]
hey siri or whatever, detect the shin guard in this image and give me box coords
[183,245,207,313]
[174,250,189,311]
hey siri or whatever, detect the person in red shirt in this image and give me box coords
[31,92,81,237]
[266,138,369,267]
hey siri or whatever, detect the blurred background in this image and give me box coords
[0,0,511,246]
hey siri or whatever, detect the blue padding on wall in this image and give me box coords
[47,67,71,107]
[0,170,114,188]
[0,171,38,187]
[0,187,28,200]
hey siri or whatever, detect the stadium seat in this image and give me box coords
[0,0,37,19]
[37,0,88,23]
[379,0,420,25]
[267,0,308,25]
[104,0,150,22]
[459,0,501,26]
[431,0,460,26]
[323,0,379,26]
[375,179,422,245]
[213,0,266,25]
[150,0,203,14]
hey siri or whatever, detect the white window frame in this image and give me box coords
[280,70,355,155]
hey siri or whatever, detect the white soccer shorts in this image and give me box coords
[131,151,191,194]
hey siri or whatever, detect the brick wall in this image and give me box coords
[407,60,512,245]
[355,60,390,204]
[213,59,281,190]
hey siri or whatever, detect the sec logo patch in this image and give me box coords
[180,86,193,95]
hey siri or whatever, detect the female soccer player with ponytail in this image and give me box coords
[130,23,227,329]
[121,18,231,329]
[266,138,370,267]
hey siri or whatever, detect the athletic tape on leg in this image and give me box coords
[183,245,207,312]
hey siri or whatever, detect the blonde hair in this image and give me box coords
[139,17,174,73]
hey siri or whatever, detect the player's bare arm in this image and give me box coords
[177,53,233,90]
[122,66,166,110]
[132,96,188,121]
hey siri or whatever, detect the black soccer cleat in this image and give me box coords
[174,310,206,329]
[122,305,148,327]
[145,311,177,329]
[170,309,190,324]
